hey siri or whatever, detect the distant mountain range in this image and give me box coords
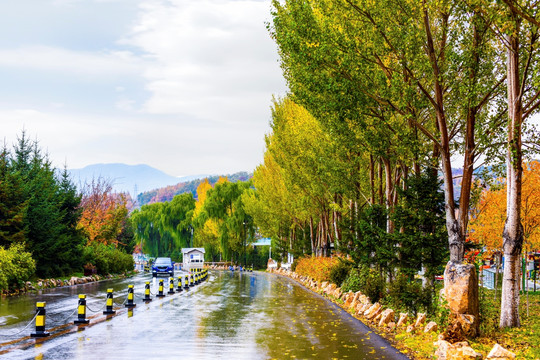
[67,163,210,197]
[137,172,252,206]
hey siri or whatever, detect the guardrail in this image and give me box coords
[0,269,209,341]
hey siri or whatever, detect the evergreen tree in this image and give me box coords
[0,146,26,247]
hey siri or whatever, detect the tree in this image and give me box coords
[470,161,540,252]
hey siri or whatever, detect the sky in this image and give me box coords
[0,0,287,177]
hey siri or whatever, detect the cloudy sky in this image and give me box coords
[0,0,287,176]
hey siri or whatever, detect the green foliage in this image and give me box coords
[385,273,433,316]
[131,192,196,259]
[0,132,85,278]
[0,243,36,292]
[83,242,134,275]
[341,265,385,303]
[392,170,448,281]
[329,258,353,287]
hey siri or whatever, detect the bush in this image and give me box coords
[341,264,385,302]
[0,243,36,292]
[295,256,339,282]
[386,273,432,315]
[329,258,353,287]
[83,242,134,275]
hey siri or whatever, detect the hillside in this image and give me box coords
[137,172,252,206]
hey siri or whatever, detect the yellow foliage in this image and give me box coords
[470,162,540,251]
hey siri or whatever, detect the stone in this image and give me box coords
[321,281,329,289]
[456,314,478,338]
[325,283,337,294]
[424,321,438,333]
[70,276,78,286]
[486,343,516,359]
[443,261,479,334]
[379,308,395,327]
[388,322,396,330]
[358,294,370,305]
[415,313,427,328]
[406,324,415,333]
[374,312,383,323]
[344,292,354,307]
[397,313,408,327]
[333,287,342,299]
[434,340,482,360]
[364,302,382,319]
[50,279,56,287]
[359,303,371,314]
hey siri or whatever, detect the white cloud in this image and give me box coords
[122,0,285,123]
[0,0,286,175]
[0,46,146,78]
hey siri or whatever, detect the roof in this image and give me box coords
[253,238,271,246]
[181,247,206,254]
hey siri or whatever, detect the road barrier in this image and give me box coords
[31,302,50,338]
[144,282,152,302]
[74,295,90,324]
[177,276,183,292]
[0,269,211,340]
[156,279,165,298]
[103,289,116,315]
[125,285,136,308]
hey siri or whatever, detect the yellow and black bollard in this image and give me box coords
[143,281,152,302]
[184,274,189,290]
[156,279,165,297]
[176,276,183,292]
[74,294,90,324]
[31,302,50,337]
[189,274,194,287]
[168,277,175,294]
[125,285,136,308]
[103,289,116,315]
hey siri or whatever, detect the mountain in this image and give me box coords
[137,172,252,206]
[67,163,209,196]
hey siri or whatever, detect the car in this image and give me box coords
[152,257,174,277]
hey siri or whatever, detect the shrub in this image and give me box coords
[295,256,339,282]
[329,258,353,287]
[341,264,385,302]
[0,243,36,292]
[83,242,134,275]
[386,273,432,315]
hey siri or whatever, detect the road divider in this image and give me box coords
[0,268,210,341]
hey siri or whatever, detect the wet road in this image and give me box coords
[0,271,409,359]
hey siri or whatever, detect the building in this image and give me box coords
[182,248,205,271]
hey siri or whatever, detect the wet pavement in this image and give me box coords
[0,271,409,359]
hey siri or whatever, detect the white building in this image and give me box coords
[182,248,205,271]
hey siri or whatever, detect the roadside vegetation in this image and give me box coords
[0,132,134,293]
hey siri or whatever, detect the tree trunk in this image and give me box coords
[369,154,375,204]
[378,160,384,206]
[500,26,524,328]
[309,216,314,255]
[382,157,394,233]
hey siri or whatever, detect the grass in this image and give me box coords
[469,290,540,359]
[392,290,540,359]
[337,288,540,359]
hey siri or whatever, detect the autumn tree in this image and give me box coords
[78,177,130,246]
[470,161,540,253]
